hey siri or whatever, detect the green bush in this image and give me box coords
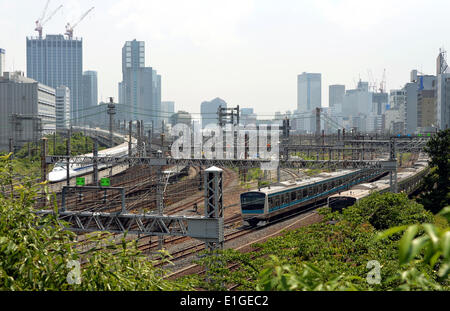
[0,154,192,291]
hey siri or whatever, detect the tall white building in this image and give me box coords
[343,80,372,117]
[385,89,406,135]
[56,86,70,131]
[0,72,56,151]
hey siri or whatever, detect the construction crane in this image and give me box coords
[35,0,50,38]
[379,69,386,93]
[35,4,63,38]
[65,7,94,39]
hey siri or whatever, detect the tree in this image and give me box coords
[0,154,192,291]
[420,129,450,213]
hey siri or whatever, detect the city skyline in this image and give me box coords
[1,0,449,116]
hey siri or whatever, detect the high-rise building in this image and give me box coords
[435,50,449,130]
[404,72,436,134]
[82,71,98,109]
[201,97,227,128]
[297,72,321,133]
[372,92,389,116]
[0,72,56,151]
[26,35,83,124]
[297,73,321,112]
[436,73,450,130]
[385,89,406,135]
[343,80,372,117]
[161,101,175,125]
[56,86,70,131]
[240,108,257,126]
[417,89,436,129]
[170,111,192,127]
[0,49,5,76]
[329,85,345,109]
[119,39,161,129]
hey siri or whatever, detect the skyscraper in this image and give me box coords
[297,73,321,133]
[436,73,450,129]
[26,35,83,124]
[119,39,161,129]
[82,71,98,109]
[329,85,345,109]
[56,86,70,131]
[161,101,175,125]
[0,49,5,76]
[297,73,322,112]
[201,98,227,128]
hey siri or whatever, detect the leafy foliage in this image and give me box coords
[419,129,450,213]
[0,154,192,291]
[186,192,448,291]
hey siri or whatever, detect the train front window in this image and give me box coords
[329,197,357,212]
[241,193,266,211]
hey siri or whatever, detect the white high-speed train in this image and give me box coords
[48,128,137,183]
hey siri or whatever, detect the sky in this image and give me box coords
[0,0,449,117]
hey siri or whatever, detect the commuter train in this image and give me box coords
[48,128,136,183]
[327,157,429,212]
[240,168,388,227]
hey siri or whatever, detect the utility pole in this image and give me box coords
[66,127,71,187]
[41,138,48,183]
[389,138,398,193]
[93,138,98,185]
[156,150,164,250]
[128,121,132,158]
[107,97,116,148]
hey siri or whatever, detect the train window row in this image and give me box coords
[267,170,379,210]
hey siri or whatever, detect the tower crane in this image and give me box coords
[379,69,386,93]
[35,4,63,38]
[35,0,50,38]
[65,7,95,39]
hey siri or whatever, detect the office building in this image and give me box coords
[161,101,175,125]
[343,80,372,117]
[119,39,161,129]
[404,72,436,134]
[0,49,5,76]
[297,72,321,132]
[372,92,389,116]
[201,97,227,128]
[82,71,98,109]
[385,89,406,135]
[329,85,345,109]
[55,86,70,131]
[0,72,55,151]
[240,108,257,126]
[26,35,82,123]
[170,111,192,127]
[436,73,450,130]
[417,89,436,129]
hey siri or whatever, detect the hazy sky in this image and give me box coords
[0,0,448,117]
